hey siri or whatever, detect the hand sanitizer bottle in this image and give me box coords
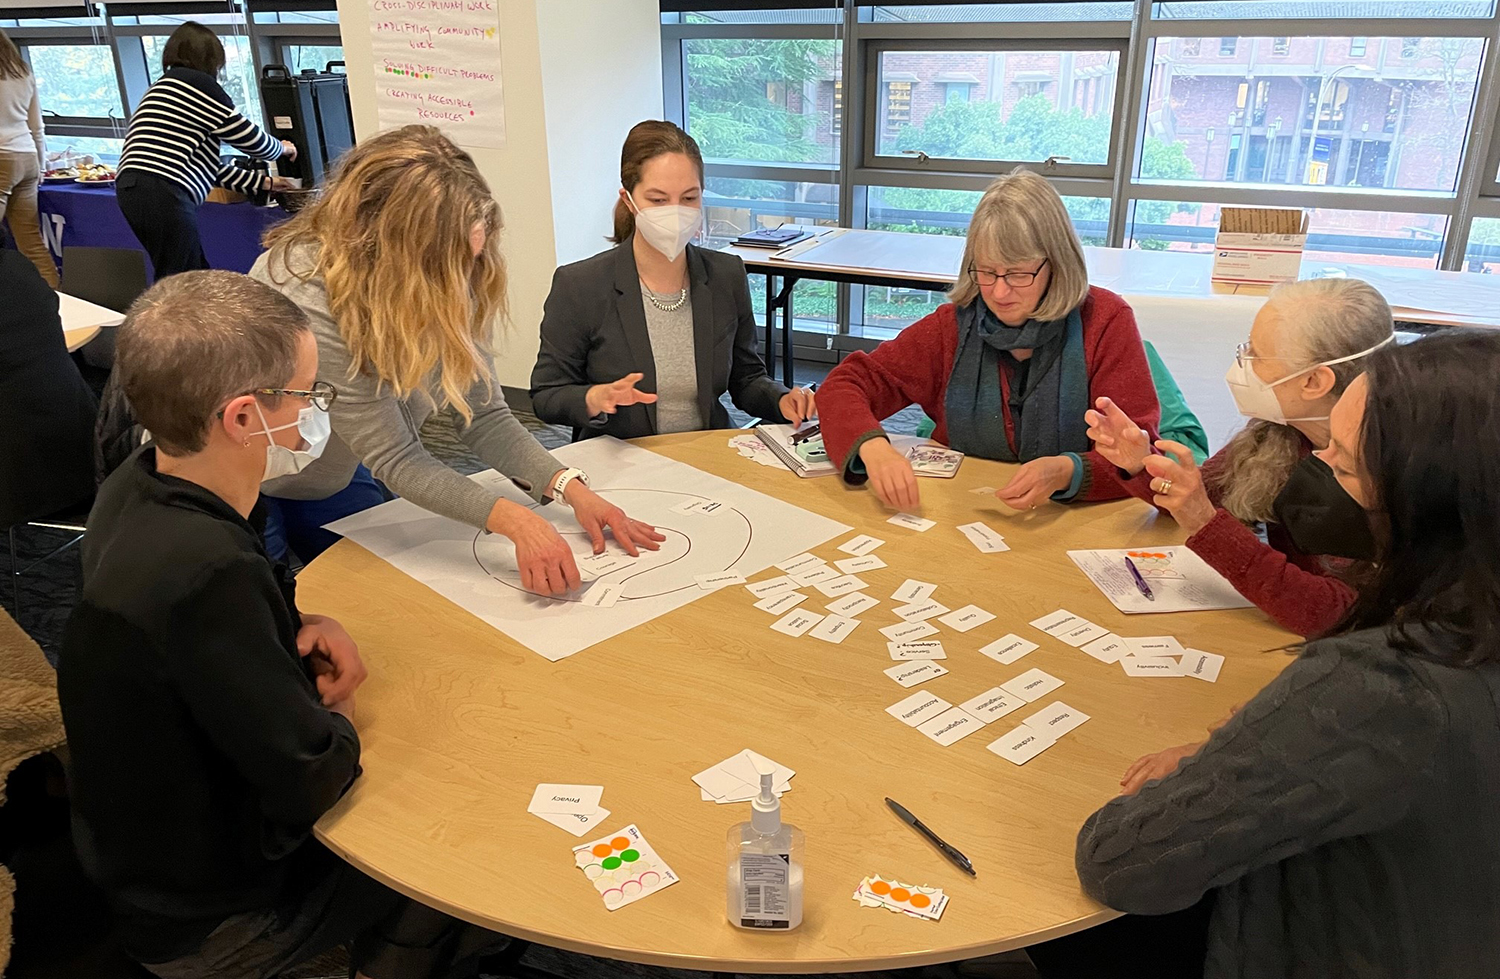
[726,759,804,930]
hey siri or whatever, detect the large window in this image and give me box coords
[27,44,122,119]
[9,3,343,163]
[283,43,344,73]
[683,37,842,165]
[1125,199,1447,268]
[872,48,1121,166]
[668,2,1500,346]
[1143,36,1483,194]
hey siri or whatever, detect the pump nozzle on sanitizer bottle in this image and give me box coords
[726,759,804,930]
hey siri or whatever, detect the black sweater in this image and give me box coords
[0,249,96,524]
[1077,630,1500,978]
[57,447,360,963]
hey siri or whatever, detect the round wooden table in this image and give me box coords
[298,431,1294,973]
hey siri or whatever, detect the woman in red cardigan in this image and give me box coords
[817,169,1160,512]
[1085,277,1394,637]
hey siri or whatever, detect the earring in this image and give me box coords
[244,439,250,447]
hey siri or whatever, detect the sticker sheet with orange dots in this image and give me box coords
[1123,550,1187,580]
[853,875,949,921]
[571,824,679,911]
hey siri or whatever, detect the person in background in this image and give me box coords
[0,249,96,591]
[252,125,663,591]
[1085,277,1393,636]
[58,271,502,979]
[1033,330,1500,979]
[0,27,56,287]
[530,120,814,440]
[116,21,296,280]
[816,168,1160,513]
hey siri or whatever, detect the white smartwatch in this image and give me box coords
[550,467,589,505]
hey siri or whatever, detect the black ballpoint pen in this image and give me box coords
[886,797,976,876]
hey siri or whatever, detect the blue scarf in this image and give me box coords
[944,301,1089,463]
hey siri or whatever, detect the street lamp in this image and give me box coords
[1307,63,1369,184]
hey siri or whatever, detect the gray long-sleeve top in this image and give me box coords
[1076,627,1500,978]
[250,245,562,529]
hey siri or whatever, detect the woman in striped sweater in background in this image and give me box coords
[115,21,296,280]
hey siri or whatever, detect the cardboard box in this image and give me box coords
[206,187,248,204]
[1210,232,1308,285]
[1211,207,1309,285]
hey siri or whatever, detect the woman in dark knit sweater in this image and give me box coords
[1038,330,1500,979]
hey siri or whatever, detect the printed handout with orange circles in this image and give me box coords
[323,436,851,661]
[1064,547,1256,615]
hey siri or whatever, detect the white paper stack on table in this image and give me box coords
[728,433,789,470]
[1029,609,1225,681]
[693,749,795,803]
[1066,547,1254,614]
[528,783,611,836]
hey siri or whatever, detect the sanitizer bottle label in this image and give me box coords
[739,852,791,928]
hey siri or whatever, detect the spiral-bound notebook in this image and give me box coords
[753,425,956,479]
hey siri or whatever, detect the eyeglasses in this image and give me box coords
[1234,340,1288,370]
[254,380,337,411]
[967,258,1049,289]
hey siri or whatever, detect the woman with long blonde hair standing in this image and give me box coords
[250,125,662,594]
[0,27,57,286]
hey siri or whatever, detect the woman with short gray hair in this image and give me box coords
[1087,276,1395,636]
[817,168,1161,512]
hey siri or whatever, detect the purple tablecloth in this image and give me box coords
[37,182,289,278]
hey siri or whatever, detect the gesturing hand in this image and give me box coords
[1084,396,1151,475]
[296,613,367,707]
[586,373,659,417]
[1143,440,1217,536]
[858,438,920,511]
[565,483,665,557]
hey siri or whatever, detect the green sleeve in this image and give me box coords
[1143,341,1210,465]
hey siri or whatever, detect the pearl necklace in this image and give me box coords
[642,281,689,312]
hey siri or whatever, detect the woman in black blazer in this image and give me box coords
[530,120,815,441]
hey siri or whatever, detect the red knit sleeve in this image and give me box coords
[1077,291,1161,502]
[1187,509,1357,637]
[818,305,956,474]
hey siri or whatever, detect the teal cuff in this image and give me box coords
[1051,452,1085,502]
[842,429,887,483]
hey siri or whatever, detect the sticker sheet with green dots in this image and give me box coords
[572,824,679,910]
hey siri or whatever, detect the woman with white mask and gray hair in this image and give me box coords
[1087,276,1395,637]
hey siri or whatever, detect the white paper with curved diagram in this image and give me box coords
[323,437,851,661]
